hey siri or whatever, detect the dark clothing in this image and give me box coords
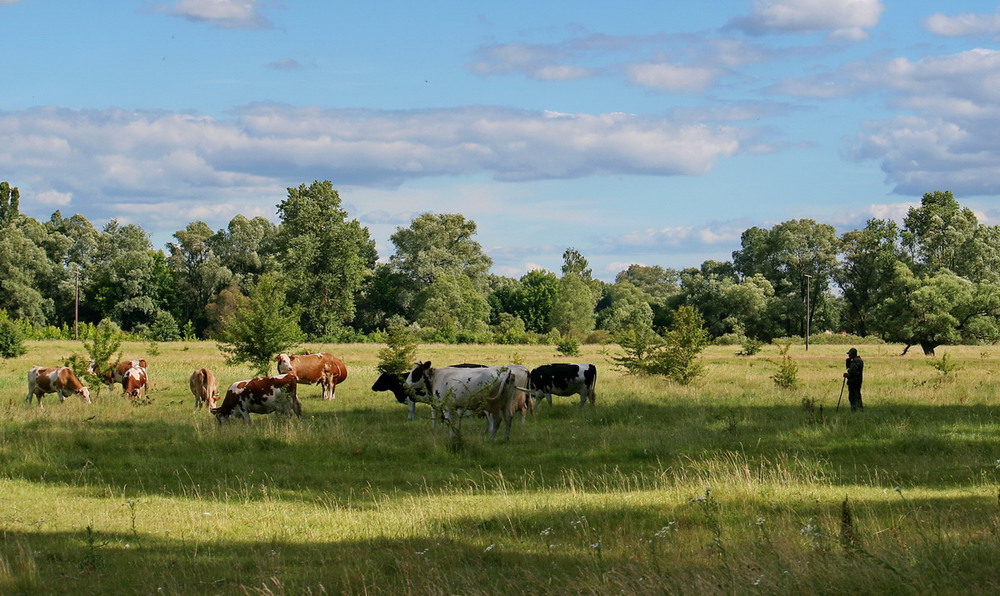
[845,355,864,411]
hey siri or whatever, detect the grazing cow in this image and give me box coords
[372,363,487,421]
[211,373,301,424]
[26,366,92,408]
[275,352,347,400]
[121,366,148,400]
[88,359,148,389]
[404,362,519,441]
[189,368,219,411]
[525,363,598,407]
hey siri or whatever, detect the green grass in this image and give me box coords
[3,341,1000,594]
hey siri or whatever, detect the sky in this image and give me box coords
[3,1,1000,281]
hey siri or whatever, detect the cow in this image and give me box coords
[121,366,148,400]
[211,373,301,424]
[372,363,488,421]
[189,368,219,411]
[275,352,347,400]
[404,361,519,441]
[26,366,92,408]
[524,363,598,408]
[88,359,148,389]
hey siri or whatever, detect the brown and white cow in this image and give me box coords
[26,366,92,408]
[88,359,148,389]
[189,368,219,411]
[275,352,347,400]
[121,366,148,400]
[211,373,301,424]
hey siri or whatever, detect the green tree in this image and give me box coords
[836,219,903,336]
[211,215,278,290]
[550,273,597,338]
[388,212,493,331]
[597,281,654,335]
[0,181,19,227]
[217,273,304,375]
[414,272,490,342]
[874,265,1000,355]
[902,191,985,278]
[168,221,233,336]
[276,181,376,339]
[732,219,839,337]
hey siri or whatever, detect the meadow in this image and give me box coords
[2,340,1000,594]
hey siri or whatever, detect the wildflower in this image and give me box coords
[540,527,552,536]
[654,522,677,538]
[484,544,495,552]
[754,517,766,527]
[591,541,601,550]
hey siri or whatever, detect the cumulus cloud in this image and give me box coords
[925,10,1000,37]
[851,49,1000,196]
[159,0,273,29]
[729,0,884,40]
[0,104,756,247]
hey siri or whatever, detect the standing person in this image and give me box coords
[844,348,864,411]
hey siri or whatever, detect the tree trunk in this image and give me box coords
[920,341,937,356]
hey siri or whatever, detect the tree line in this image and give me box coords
[1,180,998,355]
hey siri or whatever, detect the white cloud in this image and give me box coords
[926,11,1000,37]
[850,48,1000,196]
[730,0,884,40]
[625,62,720,93]
[160,0,272,29]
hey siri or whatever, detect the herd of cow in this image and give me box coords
[23,351,598,441]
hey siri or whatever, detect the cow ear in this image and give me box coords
[421,361,432,371]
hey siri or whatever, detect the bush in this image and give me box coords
[0,310,26,359]
[149,311,180,342]
[556,337,581,357]
[770,342,799,389]
[376,326,418,375]
[614,306,708,385]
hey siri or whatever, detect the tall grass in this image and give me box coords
[2,341,1000,593]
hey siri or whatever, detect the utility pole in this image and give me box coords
[804,274,813,351]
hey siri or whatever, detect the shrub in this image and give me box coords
[149,311,180,342]
[377,326,418,375]
[0,309,26,359]
[770,342,799,389]
[556,337,581,357]
[614,306,708,385]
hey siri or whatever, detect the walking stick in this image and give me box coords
[836,377,846,412]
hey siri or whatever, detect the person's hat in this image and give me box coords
[847,348,858,356]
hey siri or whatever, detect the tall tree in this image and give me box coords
[836,219,903,336]
[0,181,19,228]
[168,221,233,335]
[388,212,492,326]
[550,273,596,338]
[276,181,377,339]
[211,215,278,290]
[901,190,998,280]
[217,272,303,375]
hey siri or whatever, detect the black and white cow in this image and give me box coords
[372,363,487,421]
[525,363,597,408]
[211,373,301,424]
[404,362,519,441]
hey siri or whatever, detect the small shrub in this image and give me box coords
[930,352,962,379]
[377,326,418,375]
[738,336,763,356]
[0,309,26,359]
[770,342,799,389]
[556,337,581,357]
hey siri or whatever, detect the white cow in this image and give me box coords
[404,362,519,441]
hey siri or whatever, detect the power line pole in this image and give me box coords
[804,274,813,351]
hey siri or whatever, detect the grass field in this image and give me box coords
[2,340,1000,594]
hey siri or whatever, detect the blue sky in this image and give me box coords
[3,1,1000,281]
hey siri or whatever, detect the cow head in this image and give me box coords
[275,353,293,374]
[405,361,432,392]
[78,386,92,404]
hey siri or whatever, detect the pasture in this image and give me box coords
[2,341,1000,594]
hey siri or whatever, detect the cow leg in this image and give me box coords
[579,393,587,408]
[406,398,416,421]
